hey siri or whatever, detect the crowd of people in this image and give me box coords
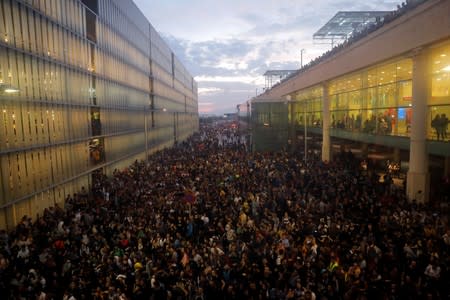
[0,121,449,299]
[330,113,396,136]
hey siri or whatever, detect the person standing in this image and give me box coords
[431,114,441,140]
[440,113,448,140]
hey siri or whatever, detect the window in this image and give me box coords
[82,0,98,15]
[85,9,96,42]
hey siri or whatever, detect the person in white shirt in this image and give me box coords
[424,260,440,280]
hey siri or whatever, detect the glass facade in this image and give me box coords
[327,58,413,136]
[0,0,198,228]
[251,102,289,151]
[252,43,450,150]
[320,43,450,142]
[293,85,323,128]
[430,42,450,141]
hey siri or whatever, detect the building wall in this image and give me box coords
[0,0,198,229]
[252,0,450,202]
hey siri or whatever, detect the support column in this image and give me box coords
[322,83,331,162]
[407,49,431,203]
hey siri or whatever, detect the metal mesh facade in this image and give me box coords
[0,0,198,229]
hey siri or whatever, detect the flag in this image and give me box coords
[183,190,196,204]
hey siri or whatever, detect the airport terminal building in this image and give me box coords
[251,0,450,203]
[0,0,198,229]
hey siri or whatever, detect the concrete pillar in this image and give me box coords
[407,48,431,203]
[322,83,331,162]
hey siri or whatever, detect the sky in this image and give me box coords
[133,0,401,115]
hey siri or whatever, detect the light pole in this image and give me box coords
[304,100,307,161]
[300,49,305,68]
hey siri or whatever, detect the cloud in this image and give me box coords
[196,75,263,85]
[166,35,301,74]
[135,0,401,114]
[198,87,223,95]
[162,33,312,114]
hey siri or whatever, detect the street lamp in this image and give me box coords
[300,49,306,68]
[303,100,307,161]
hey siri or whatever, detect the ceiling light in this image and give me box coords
[4,87,19,93]
[0,83,20,93]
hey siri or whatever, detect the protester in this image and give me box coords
[432,114,442,141]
